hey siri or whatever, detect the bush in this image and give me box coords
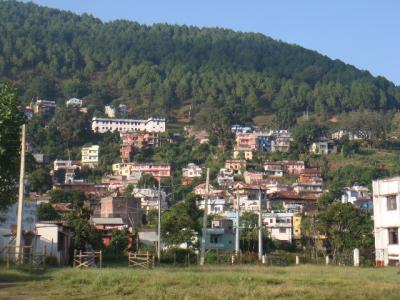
[160,248,197,265]
[45,256,59,267]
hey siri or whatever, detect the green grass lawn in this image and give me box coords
[0,265,399,299]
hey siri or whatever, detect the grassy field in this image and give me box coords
[0,265,399,299]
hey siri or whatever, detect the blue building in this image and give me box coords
[205,218,235,252]
[256,135,273,152]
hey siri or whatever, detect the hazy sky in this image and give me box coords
[26,0,400,85]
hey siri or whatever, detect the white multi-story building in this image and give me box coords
[81,145,99,168]
[131,188,168,211]
[197,197,229,214]
[52,160,81,183]
[182,163,203,178]
[373,177,400,266]
[341,185,372,209]
[66,98,83,107]
[91,117,166,133]
[263,212,294,243]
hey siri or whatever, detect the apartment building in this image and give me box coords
[235,132,257,150]
[205,218,235,252]
[81,145,99,168]
[112,163,171,180]
[373,177,400,266]
[91,117,166,133]
[263,212,294,243]
[293,169,324,197]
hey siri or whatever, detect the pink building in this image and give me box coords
[235,133,257,150]
[120,132,159,163]
[112,163,171,180]
[243,171,264,184]
[285,161,305,175]
[120,144,134,163]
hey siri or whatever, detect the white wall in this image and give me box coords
[373,178,400,265]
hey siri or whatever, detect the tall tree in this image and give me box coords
[161,193,202,248]
[0,82,25,211]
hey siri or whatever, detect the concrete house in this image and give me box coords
[264,162,285,177]
[341,185,372,210]
[225,159,246,174]
[235,132,257,150]
[81,145,99,168]
[35,221,72,265]
[270,130,291,152]
[373,177,400,266]
[100,195,142,227]
[205,218,235,252]
[131,188,168,211]
[293,169,324,197]
[309,138,337,155]
[182,163,203,179]
[233,147,254,161]
[263,212,294,243]
[243,171,264,184]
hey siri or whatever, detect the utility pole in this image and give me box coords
[200,168,210,266]
[15,124,26,263]
[235,192,240,255]
[157,179,161,261]
[258,188,263,261]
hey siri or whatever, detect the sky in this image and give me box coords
[26,0,400,85]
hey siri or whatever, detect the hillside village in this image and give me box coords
[2,95,400,268]
[1,2,400,278]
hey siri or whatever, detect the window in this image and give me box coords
[279,228,286,233]
[210,235,219,244]
[388,228,399,245]
[387,195,397,211]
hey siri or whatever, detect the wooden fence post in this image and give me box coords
[73,249,76,267]
[296,256,300,265]
[99,250,103,269]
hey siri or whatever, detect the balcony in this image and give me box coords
[207,228,225,234]
[207,243,225,249]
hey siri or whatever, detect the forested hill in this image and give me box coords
[1,1,400,128]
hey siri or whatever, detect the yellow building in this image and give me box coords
[225,159,247,173]
[233,148,253,161]
[293,214,302,239]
